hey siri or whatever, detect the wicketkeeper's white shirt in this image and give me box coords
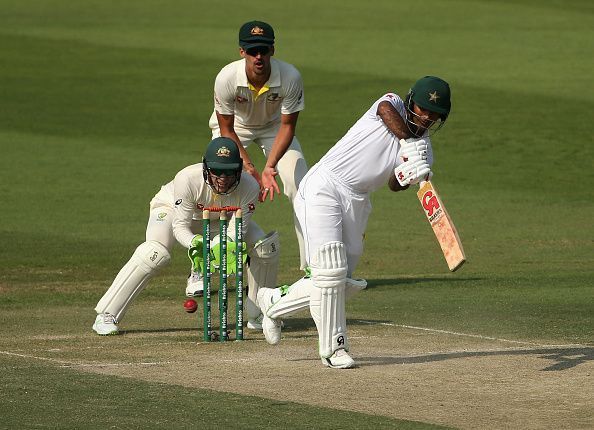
[208,58,304,131]
[150,164,259,248]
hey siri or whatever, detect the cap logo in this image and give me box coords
[429,91,440,103]
[251,26,264,36]
[216,146,231,157]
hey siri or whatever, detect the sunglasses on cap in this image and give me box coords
[209,167,238,176]
[246,46,271,57]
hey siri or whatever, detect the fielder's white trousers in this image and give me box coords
[294,164,372,276]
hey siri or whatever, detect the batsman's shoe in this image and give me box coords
[321,349,355,369]
[257,288,282,345]
[247,313,263,330]
[186,271,204,297]
[262,314,282,345]
[93,313,119,336]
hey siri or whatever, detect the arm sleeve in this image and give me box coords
[280,67,305,115]
[172,170,198,248]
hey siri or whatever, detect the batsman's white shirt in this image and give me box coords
[295,93,434,273]
[149,164,260,249]
[209,58,304,132]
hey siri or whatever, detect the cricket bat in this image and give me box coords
[417,181,466,271]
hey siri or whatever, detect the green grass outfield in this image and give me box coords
[1,0,592,428]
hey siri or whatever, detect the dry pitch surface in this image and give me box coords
[4,316,592,429]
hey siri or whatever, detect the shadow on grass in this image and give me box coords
[365,277,484,289]
[357,346,594,371]
[118,327,199,335]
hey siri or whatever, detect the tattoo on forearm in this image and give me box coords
[378,102,410,139]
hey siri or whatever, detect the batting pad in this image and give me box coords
[95,241,171,322]
[309,241,348,358]
[267,277,312,319]
[267,277,367,319]
[247,231,280,319]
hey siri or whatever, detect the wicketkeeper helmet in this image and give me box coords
[202,137,243,195]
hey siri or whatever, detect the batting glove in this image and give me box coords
[399,138,428,161]
[394,158,431,187]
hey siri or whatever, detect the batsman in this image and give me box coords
[257,76,452,368]
[92,137,280,335]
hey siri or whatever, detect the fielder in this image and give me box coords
[209,20,308,269]
[257,76,452,368]
[93,137,280,335]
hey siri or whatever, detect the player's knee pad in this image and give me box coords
[130,240,171,272]
[310,241,348,288]
[95,241,171,322]
[309,242,348,358]
[246,231,280,318]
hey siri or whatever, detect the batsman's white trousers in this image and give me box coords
[212,124,308,269]
[294,164,372,276]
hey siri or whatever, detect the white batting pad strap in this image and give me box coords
[309,241,348,358]
[95,241,170,322]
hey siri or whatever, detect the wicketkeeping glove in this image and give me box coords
[187,234,205,273]
[210,235,248,275]
[394,158,431,187]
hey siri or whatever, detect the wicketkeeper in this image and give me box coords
[92,137,280,335]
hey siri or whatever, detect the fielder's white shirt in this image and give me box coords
[318,93,433,193]
[151,164,259,248]
[209,58,304,130]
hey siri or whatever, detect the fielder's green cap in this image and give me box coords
[410,76,451,117]
[239,20,275,49]
[204,137,242,169]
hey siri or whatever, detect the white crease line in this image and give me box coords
[353,320,590,348]
[0,350,170,368]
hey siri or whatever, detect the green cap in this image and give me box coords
[239,21,275,49]
[410,76,451,117]
[203,137,242,169]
